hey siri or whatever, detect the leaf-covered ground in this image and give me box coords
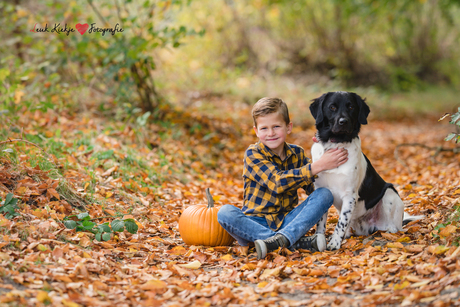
[0,107,459,306]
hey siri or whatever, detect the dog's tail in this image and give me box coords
[403,212,424,226]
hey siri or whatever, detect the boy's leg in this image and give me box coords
[278,187,333,247]
[217,205,275,246]
[253,188,333,258]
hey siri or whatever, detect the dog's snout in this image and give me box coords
[338,118,348,126]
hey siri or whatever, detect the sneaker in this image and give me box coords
[291,234,326,252]
[254,234,289,260]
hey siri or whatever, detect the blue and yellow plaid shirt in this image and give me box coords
[242,141,316,231]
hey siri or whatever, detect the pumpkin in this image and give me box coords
[179,188,234,246]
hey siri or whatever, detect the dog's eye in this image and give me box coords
[330,105,337,111]
[348,106,354,110]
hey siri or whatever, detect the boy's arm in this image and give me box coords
[310,148,348,175]
[244,149,315,195]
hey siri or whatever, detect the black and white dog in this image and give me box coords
[310,91,423,250]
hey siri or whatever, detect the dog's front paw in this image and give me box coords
[327,237,342,251]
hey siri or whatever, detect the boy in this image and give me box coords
[218,97,348,259]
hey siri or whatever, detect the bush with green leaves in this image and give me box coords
[1,0,203,118]
[0,193,20,219]
[63,212,139,241]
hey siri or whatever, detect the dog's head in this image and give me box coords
[309,91,370,143]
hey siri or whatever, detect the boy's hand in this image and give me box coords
[311,148,348,175]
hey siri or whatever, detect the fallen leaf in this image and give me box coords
[62,299,81,307]
[259,267,283,280]
[177,260,202,269]
[394,280,410,290]
[404,245,424,253]
[36,291,51,304]
[257,281,269,288]
[428,245,450,255]
[381,233,399,241]
[221,254,233,261]
[439,224,457,238]
[140,279,167,290]
[386,242,404,249]
[47,188,60,200]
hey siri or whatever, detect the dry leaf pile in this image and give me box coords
[0,108,459,306]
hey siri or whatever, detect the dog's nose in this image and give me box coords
[338,118,348,126]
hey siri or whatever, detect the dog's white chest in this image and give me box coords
[311,138,366,197]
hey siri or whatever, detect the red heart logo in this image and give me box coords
[76,23,89,35]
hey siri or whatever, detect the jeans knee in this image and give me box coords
[217,204,235,224]
[316,187,334,207]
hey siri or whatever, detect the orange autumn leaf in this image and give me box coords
[167,246,188,256]
[308,269,325,277]
[241,263,257,271]
[79,236,92,247]
[381,232,399,241]
[439,224,457,237]
[404,245,425,253]
[220,254,233,261]
[36,291,51,304]
[386,242,404,249]
[140,279,167,290]
[257,281,269,288]
[62,299,81,307]
[47,188,60,200]
[259,267,283,280]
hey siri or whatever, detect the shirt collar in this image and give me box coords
[257,142,296,161]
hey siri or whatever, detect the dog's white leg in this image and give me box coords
[327,194,357,250]
[382,189,404,233]
[316,212,328,234]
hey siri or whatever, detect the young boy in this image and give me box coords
[218,97,348,259]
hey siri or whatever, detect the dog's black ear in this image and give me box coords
[351,93,370,125]
[310,93,329,125]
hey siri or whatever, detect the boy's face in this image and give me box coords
[253,112,292,156]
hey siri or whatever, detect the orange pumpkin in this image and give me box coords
[179,188,234,246]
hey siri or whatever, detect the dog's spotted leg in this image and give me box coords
[316,212,328,234]
[327,195,357,250]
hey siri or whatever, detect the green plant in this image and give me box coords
[63,212,139,241]
[440,107,460,143]
[82,0,204,115]
[0,193,20,219]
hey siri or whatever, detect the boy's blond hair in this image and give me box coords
[252,97,290,127]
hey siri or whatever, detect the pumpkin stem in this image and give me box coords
[205,188,214,208]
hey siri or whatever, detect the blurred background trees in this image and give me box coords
[1,0,459,119]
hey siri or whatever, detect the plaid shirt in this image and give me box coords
[242,141,316,231]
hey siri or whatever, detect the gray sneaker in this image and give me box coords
[254,233,289,260]
[291,234,326,252]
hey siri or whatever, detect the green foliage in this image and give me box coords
[178,0,460,90]
[77,0,203,114]
[92,150,115,161]
[1,0,203,118]
[0,193,20,219]
[440,107,460,143]
[63,212,139,241]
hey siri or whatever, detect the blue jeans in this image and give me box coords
[217,187,334,247]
